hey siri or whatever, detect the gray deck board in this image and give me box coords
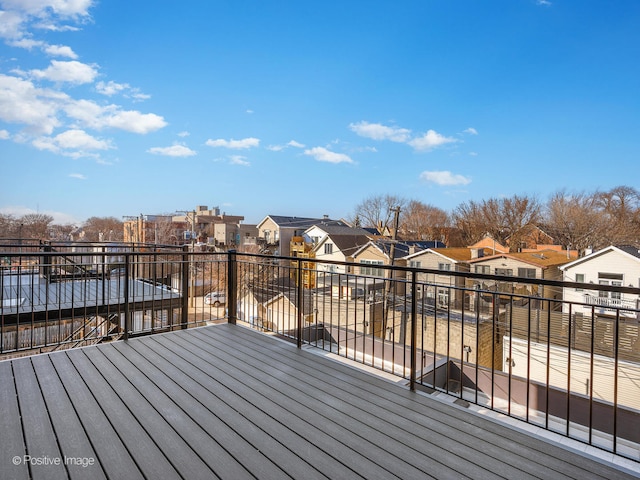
[65,348,181,479]
[12,358,67,480]
[192,327,531,480]
[47,351,144,480]
[110,339,320,480]
[180,328,477,480]
[204,325,608,480]
[1,322,638,480]
[30,355,106,480]
[0,362,29,480]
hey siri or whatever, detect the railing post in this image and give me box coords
[123,253,130,340]
[297,262,303,349]
[181,245,189,329]
[410,271,417,391]
[227,250,237,325]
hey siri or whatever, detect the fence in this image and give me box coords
[1,243,639,461]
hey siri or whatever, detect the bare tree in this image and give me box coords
[596,186,640,247]
[82,217,124,242]
[0,213,17,239]
[350,194,407,234]
[543,190,605,253]
[452,200,490,246]
[153,217,179,245]
[19,213,54,240]
[400,200,451,241]
[452,195,541,250]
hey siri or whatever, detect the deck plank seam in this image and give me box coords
[177,328,471,480]
[149,333,399,480]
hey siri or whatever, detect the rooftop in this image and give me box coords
[2,323,638,479]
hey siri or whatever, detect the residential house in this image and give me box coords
[560,245,640,318]
[467,234,508,255]
[403,247,487,309]
[505,246,640,412]
[237,277,315,332]
[308,225,373,274]
[466,249,572,311]
[351,240,445,278]
[256,215,348,256]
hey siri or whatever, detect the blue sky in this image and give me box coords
[1,1,639,226]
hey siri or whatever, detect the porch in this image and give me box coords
[1,322,637,479]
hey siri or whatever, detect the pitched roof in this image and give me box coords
[354,240,445,260]
[618,245,640,259]
[265,215,347,229]
[427,247,486,262]
[560,245,640,270]
[468,249,573,269]
[308,225,371,236]
[319,233,372,257]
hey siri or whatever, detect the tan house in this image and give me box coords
[257,215,347,256]
[403,247,489,309]
[466,249,572,311]
[468,235,508,255]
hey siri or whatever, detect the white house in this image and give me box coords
[559,245,640,318]
[311,228,372,274]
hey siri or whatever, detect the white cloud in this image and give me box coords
[3,0,94,17]
[349,121,411,143]
[177,131,190,137]
[29,60,98,84]
[106,109,165,134]
[33,128,112,155]
[205,137,260,149]
[44,44,77,58]
[229,155,250,166]
[64,100,167,133]
[0,74,64,134]
[52,128,111,149]
[267,139,306,151]
[419,170,471,186]
[95,80,127,96]
[147,144,196,157]
[95,80,149,101]
[408,130,458,151]
[463,127,478,135]
[304,146,353,164]
[0,205,80,225]
[537,0,552,5]
[69,173,87,180]
[0,129,9,139]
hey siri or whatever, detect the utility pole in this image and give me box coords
[382,206,401,339]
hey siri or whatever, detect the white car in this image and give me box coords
[204,291,226,306]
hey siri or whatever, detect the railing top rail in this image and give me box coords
[2,248,639,297]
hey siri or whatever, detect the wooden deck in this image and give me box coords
[1,323,637,480]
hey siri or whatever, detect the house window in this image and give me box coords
[438,263,451,271]
[437,288,449,307]
[495,268,513,276]
[598,273,623,300]
[324,243,333,254]
[518,268,536,279]
[474,265,490,274]
[360,260,384,277]
[575,273,584,291]
[409,260,422,268]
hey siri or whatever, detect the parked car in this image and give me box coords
[204,291,226,306]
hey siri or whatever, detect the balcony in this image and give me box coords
[583,293,639,312]
[1,243,639,478]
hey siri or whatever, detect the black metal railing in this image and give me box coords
[1,243,639,461]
